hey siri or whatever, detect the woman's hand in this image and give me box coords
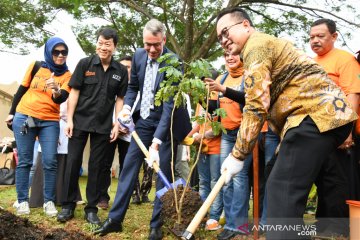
[204,78,226,93]
[5,114,14,125]
[46,73,61,97]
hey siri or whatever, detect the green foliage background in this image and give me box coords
[1,0,359,63]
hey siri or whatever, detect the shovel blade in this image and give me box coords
[156,178,187,199]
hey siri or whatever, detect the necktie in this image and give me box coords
[140,59,154,119]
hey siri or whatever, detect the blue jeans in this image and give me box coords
[260,127,280,226]
[221,129,252,233]
[13,113,59,203]
[197,153,223,220]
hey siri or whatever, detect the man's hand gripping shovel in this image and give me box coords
[118,111,185,197]
[131,131,186,198]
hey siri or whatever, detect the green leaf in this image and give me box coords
[214,108,227,118]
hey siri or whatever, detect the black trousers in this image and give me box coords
[315,131,360,235]
[98,138,129,202]
[315,148,352,236]
[61,129,109,213]
[30,153,82,207]
[132,161,154,199]
[266,117,352,239]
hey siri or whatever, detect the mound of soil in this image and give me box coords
[0,209,92,240]
[160,185,203,236]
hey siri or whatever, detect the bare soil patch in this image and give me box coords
[160,185,203,237]
[0,208,93,240]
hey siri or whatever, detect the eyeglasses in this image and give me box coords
[52,50,68,57]
[217,21,244,43]
[144,42,162,48]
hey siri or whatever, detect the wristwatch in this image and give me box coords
[52,88,61,95]
[52,88,61,97]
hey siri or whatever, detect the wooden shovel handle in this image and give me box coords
[184,171,227,234]
[131,131,161,173]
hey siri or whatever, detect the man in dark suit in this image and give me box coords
[95,19,191,240]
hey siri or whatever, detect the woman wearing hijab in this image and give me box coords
[5,37,71,217]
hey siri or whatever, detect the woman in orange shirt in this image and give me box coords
[5,37,71,217]
[191,104,223,231]
[207,53,252,239]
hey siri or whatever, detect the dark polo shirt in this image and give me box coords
[69,55,128,134]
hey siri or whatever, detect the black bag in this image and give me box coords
[0,159,15,185]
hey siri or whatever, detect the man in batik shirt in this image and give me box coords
[216,7,358,240]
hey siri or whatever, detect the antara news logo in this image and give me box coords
[238,223,317,237]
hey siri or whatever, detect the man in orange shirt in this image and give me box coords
[310,18,360,236]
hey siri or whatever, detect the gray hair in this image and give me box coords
[143,19,166,37]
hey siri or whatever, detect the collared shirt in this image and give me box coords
[149,59,159,89]
[146,58,159,109]
[69,55,128,134]
[231,32,358,160]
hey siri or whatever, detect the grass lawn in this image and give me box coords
[0,176,220,240]
[2,176,346,240]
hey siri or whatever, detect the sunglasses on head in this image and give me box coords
[52,49,68,56]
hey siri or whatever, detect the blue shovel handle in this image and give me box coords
[157,169,172,189]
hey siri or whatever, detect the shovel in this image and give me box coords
[181,170,227,240]
[132,131,186,198]
[181,142,261,240]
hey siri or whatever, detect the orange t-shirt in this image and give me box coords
[16,61,72,121]
[211,73,268,132]
[314,48,360,134]
[195,104,221,154]
[211,73,243,130]
[314,48,360,95]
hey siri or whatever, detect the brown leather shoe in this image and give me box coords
[97,200,109,210]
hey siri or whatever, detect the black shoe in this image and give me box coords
[57,208,74,223]
[148,227,163,240]
[142,195,150,203]
[94,218,122,236]
[132,195,141,204]
[217,229,240,240]
[84,212,101,225]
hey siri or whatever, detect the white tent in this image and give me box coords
[0,11,86,87]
